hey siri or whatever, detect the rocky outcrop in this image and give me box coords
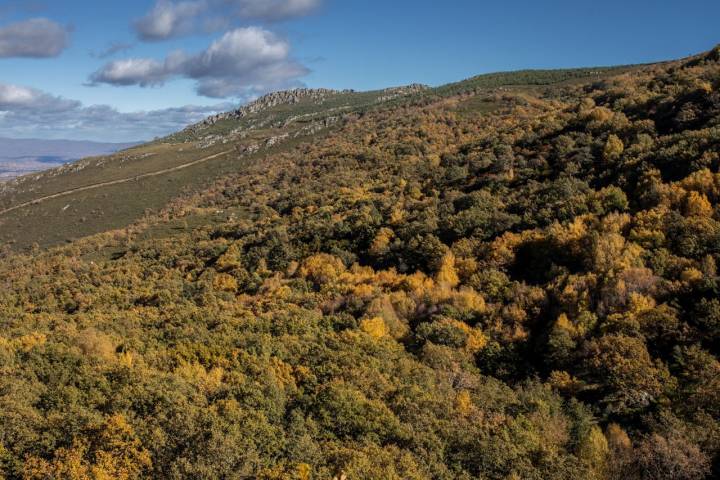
[189,85,429,131]
[376,84,429,102]
[179,84,430,144]
[200,88,353,126]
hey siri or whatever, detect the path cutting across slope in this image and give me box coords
[0,149,234,217]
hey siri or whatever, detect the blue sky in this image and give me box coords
[0,0,718,142]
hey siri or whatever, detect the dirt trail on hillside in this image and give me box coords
[0,149,233,216]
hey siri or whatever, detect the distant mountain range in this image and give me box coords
[0,137,138,180]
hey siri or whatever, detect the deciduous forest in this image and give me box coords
[1,47,720,479]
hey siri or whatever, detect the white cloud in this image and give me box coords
[89,27,309,99]
[0,84,80,111]
[0,18,70,58]
[89,58,170,86]
[133,0,322,40]
[0,85,40,107]
[0,82,231,142]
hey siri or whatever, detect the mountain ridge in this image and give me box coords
[0,62,653,249]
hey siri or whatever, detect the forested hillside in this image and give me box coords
[1,46,719,479]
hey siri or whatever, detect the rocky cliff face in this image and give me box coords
[200,88,353,126]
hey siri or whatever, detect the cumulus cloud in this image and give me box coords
[0,18,70,58]
[88,58,171,86]
[0,82,231,142]
[0,83,79,112]
[133,0,321,40]
[89,27,309,99]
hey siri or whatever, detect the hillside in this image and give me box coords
[0,68,629,250]
[0,46,719,479]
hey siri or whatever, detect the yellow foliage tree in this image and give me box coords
[402,271,435,297]
[578,426,609,480]
[91,415,152,480]
[369,228,395,256]
[680,168,719,199]
[300,254,346,285]
[360,317,389,338]
[23,415,151,480]
[464,326,487,353]
[627,293,656,315]
[296,463,312,480]
[215,242,243,271]
[436,252,460,289]
[589,106,613,123]
[548,370,584,395]
[680,267,704,284]
[23,441,92,480]
[451,287,486,314]
[213,273,238,292]
[16,332,47,352]
[592,233,644,274]
[603,134,624,161]
[455,390,473,416]
[579,97,596,112]
[684,191,713,217]
[176,361,225,396]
